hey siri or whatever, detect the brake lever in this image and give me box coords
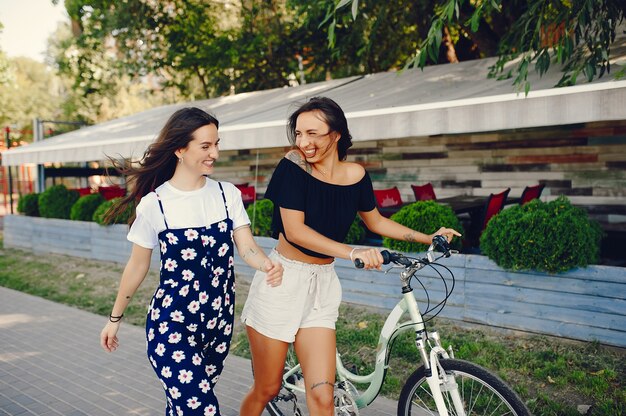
[427,251,436,264]
[383,264,404,274]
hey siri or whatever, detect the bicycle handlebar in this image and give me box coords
[353,234,452,269]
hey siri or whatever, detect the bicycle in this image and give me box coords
[266,235,531,416]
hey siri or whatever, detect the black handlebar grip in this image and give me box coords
[432,234,451,256]
[380,250,392,265]
[354,258,364,269]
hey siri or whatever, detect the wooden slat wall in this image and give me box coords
[212,120,626,232]
[5,217,626,347]
[231,237,626,347]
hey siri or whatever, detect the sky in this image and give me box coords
[0,0,69,63]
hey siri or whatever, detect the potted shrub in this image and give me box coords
[246,199,274,237]
[93,197,134,225]
[245,198,365,244]
[70,193,106,222]
[38,185,79,219]
[17,193,40,217]
[383,200,464,253]
[480,196,604,273]
[344,216,366,244]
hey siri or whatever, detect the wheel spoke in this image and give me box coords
[399,360,529,416]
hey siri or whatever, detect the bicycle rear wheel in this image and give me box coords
[397,359,530,416]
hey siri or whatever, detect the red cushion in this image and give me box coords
[373,187,403,208]
[411,183,436,201]
[98,186,126,200]
[73,187,93,197]
[483,188,510,229]
[236,185,256,203]
[520,184,545,205]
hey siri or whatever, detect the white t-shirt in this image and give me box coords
[127,178,250,249]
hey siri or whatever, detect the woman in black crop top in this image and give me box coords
[240,97,460,416]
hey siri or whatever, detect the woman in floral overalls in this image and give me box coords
[100,107,283,416]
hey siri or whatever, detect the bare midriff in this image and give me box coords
[276,234,334,265]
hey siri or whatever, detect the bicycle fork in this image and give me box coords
[415,331,466,416]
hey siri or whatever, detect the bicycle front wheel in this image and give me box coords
[398,359,530,416]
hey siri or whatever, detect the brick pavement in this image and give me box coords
[0,287,396,415]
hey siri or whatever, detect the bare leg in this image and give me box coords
[239,325,290,416]
[294,327,336,416]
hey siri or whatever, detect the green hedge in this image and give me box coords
[383,201,464,253]
[93,197,134,225]
[246,199,274,237]
[344,216,365,244]
[70,193,106,222]
[480,196,604,273]
[17,193,40,217]
[38,185,79,219]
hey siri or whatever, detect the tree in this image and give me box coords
[0,55,64,140]
[232,1,302,93]
[324,0,626,93]
[48,12,183,125]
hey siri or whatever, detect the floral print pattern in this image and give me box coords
[147,190,235,416]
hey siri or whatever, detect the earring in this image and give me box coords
[178,157,183,164]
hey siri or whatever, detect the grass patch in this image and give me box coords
[0,239,624,415]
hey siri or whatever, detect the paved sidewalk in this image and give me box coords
[0,287,397,415]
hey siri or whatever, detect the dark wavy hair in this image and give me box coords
[104,107,219,225]
[287,96,353,161]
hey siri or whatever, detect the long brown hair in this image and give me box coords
[287,96,353,161]
[104,107,219,225]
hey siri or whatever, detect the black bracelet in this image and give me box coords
[109,314,123,323]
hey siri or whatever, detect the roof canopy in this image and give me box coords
[2,55,626,166]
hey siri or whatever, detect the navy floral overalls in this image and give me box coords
[146,183,235,416]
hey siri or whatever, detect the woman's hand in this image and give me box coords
[262,259,284,287]
[100,321,121,353]
[432,227,462,243]
[351,247,384,270]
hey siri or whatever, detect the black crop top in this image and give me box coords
[264,158,377,258]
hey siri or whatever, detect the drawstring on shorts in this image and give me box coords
[308,271,322,311]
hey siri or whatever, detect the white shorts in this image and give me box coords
[240,249,342,343]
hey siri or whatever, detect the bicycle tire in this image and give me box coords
[397,358,530,416]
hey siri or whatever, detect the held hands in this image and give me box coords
[262,259,284,287]
[100,321,121,353]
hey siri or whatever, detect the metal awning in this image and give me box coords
[2,54,626,166]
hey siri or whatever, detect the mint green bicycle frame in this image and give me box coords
[279,286,465,415]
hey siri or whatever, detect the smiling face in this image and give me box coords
[176,123,219,176]
[294,110,339,163]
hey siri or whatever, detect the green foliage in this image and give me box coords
[0,56,64,136]
[246,199,274,237]
[93,197,133,225]
[490,0,626,90]
[326,0,626,93]
[38,185,79,219]
[70,193,105,222]
[17,193,40,217]
[344,216,366,244]
[59,0,304,102]
[382,200,463,253]
[480,196,604,273]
